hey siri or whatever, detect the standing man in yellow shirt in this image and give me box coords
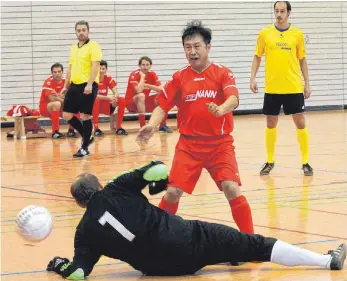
[250,1,313,176]
[62,20,102,157]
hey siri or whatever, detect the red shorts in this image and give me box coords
[169,134,241,194]
[126,95,157,113]
[39,105,63,118]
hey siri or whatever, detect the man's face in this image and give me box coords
[183,34,211,71]
[274,2,290,25]
[139,59,151,74]
[100,65,107,75]
[51,67,63,81]
[75,24,89,42]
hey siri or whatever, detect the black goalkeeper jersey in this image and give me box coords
[68,162,196,276]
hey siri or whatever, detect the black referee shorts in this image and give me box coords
[63,82,98,115]
[263,93,305,116]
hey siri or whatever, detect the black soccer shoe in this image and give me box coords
[260,162,274,175]
[328,243,346,270]
[116,128,128,135]
[302,163,313,176]
[73,148,89,158]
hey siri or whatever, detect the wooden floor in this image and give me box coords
[1,110,347,281]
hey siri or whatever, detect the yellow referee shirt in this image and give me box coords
[255,24,306,94]
[69,39,102,84]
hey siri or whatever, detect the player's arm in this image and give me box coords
[297,32,311,99]
[250,30,265,94]
[62,65,71,95]
[135,71,146,94]
[110,86,119,98]
[110,161,169,195]
[145,83,163,93]
[47,92,65,103]
[207,69,239,117]
[47,227,101,280]
[86,43,102,92]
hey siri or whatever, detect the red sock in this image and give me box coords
[229,195,254,234]
[158,196,179,214]
[117,97,126,129]
[160,112,168,127]
[92,98,99,129]
[50,111,60,132]
[70,113,80,130]
[139,114,146,127]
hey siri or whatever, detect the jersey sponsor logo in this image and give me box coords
[193,77,205,81]
[99,89,107,94]
[185,90,217,102]
[276,42,292,50]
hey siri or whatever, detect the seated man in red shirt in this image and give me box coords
[39,63,78,138]
[125,56,173,133]
[92,60,128,136]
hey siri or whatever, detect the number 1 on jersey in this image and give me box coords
[98,211,135,242]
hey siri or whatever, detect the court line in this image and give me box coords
[0,238,340,277]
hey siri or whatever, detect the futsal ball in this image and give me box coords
[15,205,53,242]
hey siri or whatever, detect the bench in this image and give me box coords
[1,115,47,140]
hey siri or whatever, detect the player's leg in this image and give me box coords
[92,97,103,136]
[206,136,253,234]
[45,101,65,138]
[148,95,173,133]
[194,221,346,270]
[133,93,146,127]
[261,93,282,175]
[158,136,204,214]
[115,97,128,135]
[62,83,84,139]
[283,94,313,176]
[74,82,98,157]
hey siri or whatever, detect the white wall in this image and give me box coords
[1,1,346,116]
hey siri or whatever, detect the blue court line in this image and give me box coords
[0,239,340,277]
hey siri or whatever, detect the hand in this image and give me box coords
[136,124,155,146]
[61,88,68,96]
[84,85,92,95]
[144,83,150,90]
[304,84,311,99]
[250,79,258,94]
[139,71,146,79]
[206,102,225,117]
[149,178,169,195]
[47,256,70,273]
[110,97,118,107]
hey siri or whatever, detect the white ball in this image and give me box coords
[15,205,53,242]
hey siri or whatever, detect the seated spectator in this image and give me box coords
[125,56,173,133]
[39,63,78,138]
[92,60,127,136]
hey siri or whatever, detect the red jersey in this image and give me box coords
[39,76,65,109]
[98,74,117,96]
[157,63,239,137]
[125,69,161,100]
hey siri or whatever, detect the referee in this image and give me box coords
[62,20,102,157]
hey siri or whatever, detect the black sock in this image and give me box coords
[82,119,93,149]
[68,116,83,136]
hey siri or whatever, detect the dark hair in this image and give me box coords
[274,1,292,12]
[51,63,63,72]
[182,20,212,46]
[70,173,100,206]
[138,56,152,66]
[75,20,89,30]
[100,60,108,68]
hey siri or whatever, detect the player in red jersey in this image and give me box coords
[39,63,78,138]
[125,57,173,133]
[92,60,128,136]
[137,21,254,234]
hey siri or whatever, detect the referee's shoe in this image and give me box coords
[73,137,94,158]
